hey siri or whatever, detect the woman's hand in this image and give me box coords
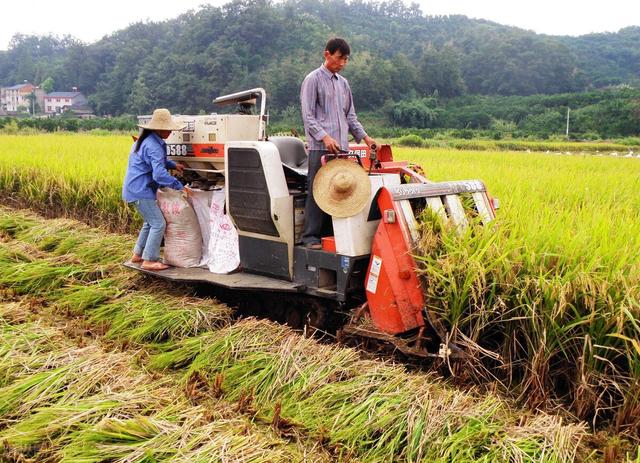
[174,162,185,173]
[183,185,194,198]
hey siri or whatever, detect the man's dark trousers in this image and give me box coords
[301,150,327,245]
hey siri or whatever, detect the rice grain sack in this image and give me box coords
[207,189,240,274]
[188,189,214,266]
[157,188,202,267]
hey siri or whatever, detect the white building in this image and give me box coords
[0,82,35,113]
[43,90,89,114]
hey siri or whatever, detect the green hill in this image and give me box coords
[0,0,638,132]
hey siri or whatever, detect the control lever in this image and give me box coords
[368,143,378,174]
[320,149,364,168]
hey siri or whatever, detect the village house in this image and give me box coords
[43,88,89,115]
[0,82,35,114]
[1,83,92,116]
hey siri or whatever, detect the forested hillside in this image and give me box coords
[380,88,640,138]
[0,0,638,128]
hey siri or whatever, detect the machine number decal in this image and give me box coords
[366,255,382,294]
[348,148,367,157]
[166,144,189,156]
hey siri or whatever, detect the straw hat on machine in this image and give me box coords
[313,159,371,218]
[138,108,184,131]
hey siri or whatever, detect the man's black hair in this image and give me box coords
[325,38,350,56]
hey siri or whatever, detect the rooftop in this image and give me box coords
[5,83,32,90]
[45,92,83,98]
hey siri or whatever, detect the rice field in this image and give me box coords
[1,133,640,460]
[0,134,134,230]
[391,136,639,154]
[0,207,603,461]
[398,147,640,433]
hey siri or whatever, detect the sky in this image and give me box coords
[1,0,638,51]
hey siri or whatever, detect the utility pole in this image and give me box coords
[23,80,31,116]
[565,107,570,139]
[33,86,39,116]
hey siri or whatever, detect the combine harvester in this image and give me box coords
[126,88,497,359]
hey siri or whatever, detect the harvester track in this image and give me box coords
[183,280,454,370]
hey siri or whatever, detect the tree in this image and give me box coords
[40,77,54,93]
[128,75,153,115]
[344,52,397,110]
[416,45,465,98]
[387,97,441,127]
[261,52,314,109]
[24,92,40,115]
[1,0,637,121]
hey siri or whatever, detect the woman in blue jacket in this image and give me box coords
[122,108,187,271]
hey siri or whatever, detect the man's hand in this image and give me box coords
[322,135,341,154]
[183,185,194,198]
[174,162,185,173]
[363,136,378,149]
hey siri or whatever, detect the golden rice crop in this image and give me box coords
[0,133,134,230]
[398,147,640,434]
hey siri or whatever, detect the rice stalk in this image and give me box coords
[0,308,69,387]
[53,279,124,314]
[152,318,589,461]
[0,345,149,419]
[0,276,331,463]
[89,294,231,344]
[413,208,640,432]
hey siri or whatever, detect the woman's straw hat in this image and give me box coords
[138,108,184,131]
[313,159,371,217]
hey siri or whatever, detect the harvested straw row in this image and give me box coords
[153,318,593,462]
[0,301,332,462]
[0,311,72,388]
[0,210,133,264]
[0,207,233,344]
[0,241,231,344]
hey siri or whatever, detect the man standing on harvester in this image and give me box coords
[300,37,377,249]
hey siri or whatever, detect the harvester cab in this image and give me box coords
[127,88,497,358]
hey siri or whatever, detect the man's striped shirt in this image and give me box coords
[300,65,367,151]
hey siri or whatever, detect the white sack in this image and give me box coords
[157,188,202,268]
[207,189,240,274]
[188,189,214,266]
